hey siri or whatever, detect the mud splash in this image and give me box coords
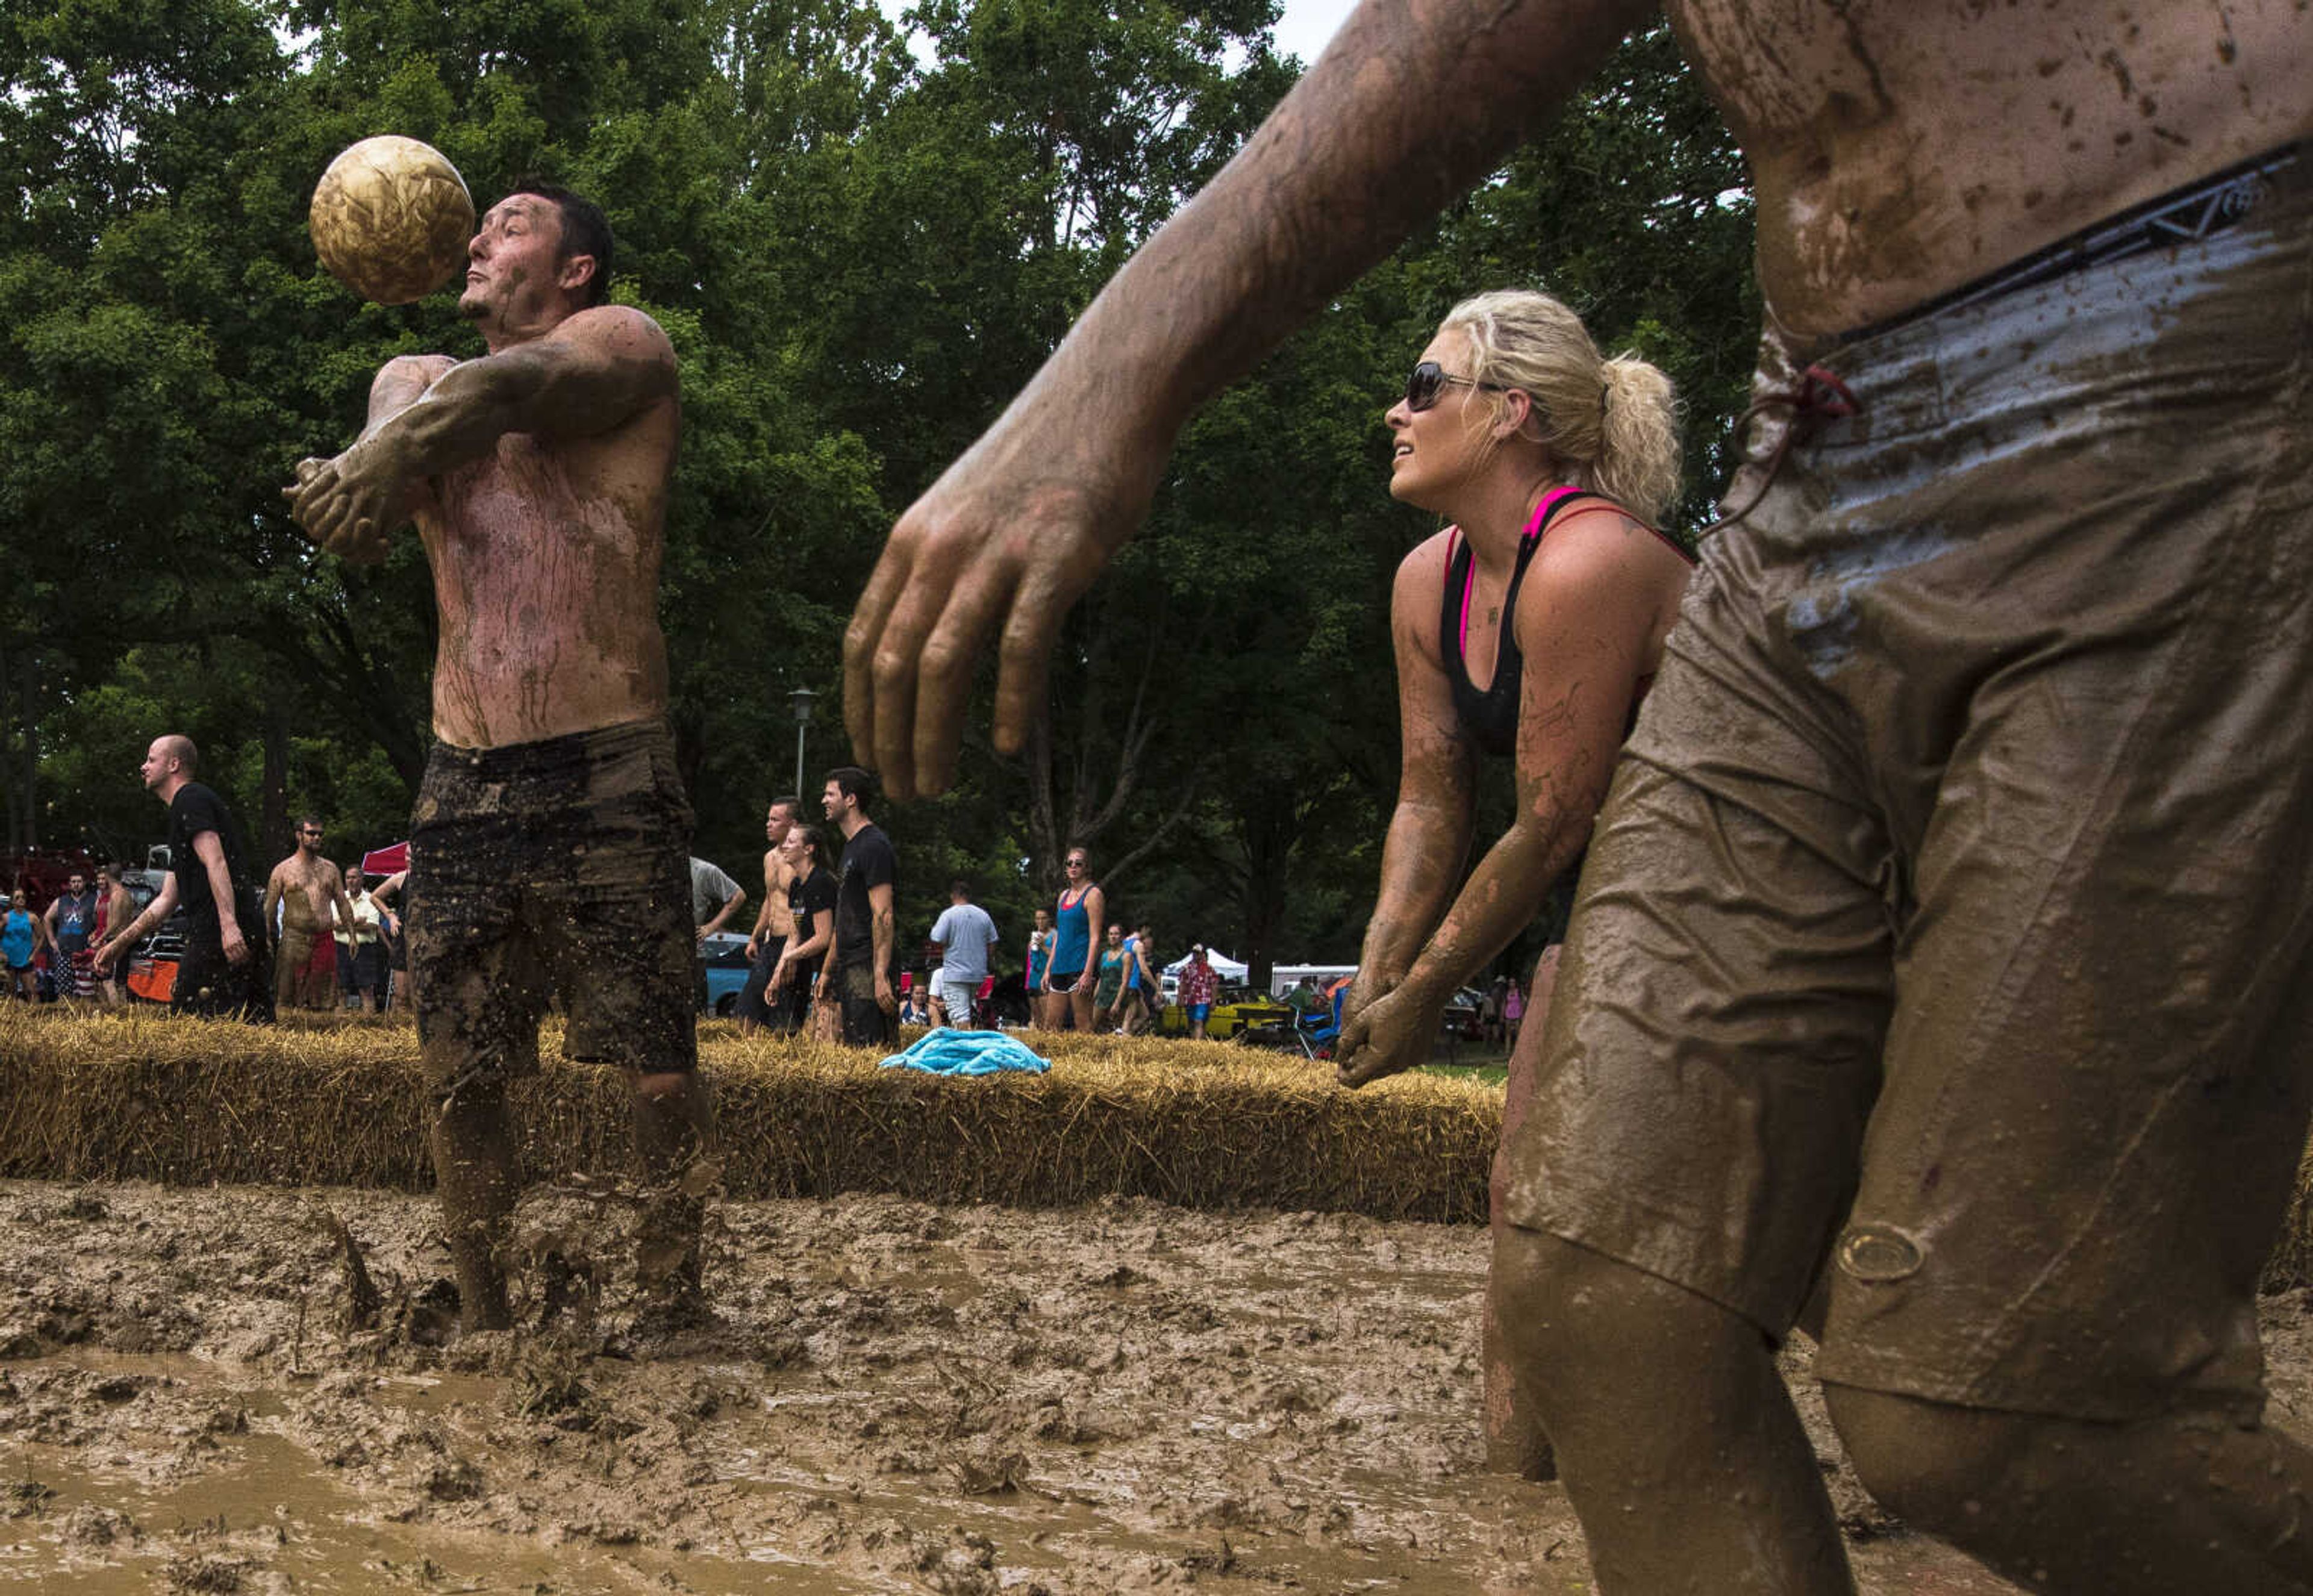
[1,1179,2247,1591]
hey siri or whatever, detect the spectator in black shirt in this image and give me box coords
[767,823,837,1031]
[94,735,273,1021]
[816,765,896,1047]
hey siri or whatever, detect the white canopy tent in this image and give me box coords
[1162,949,1248,982]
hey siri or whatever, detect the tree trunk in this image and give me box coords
[260,700,292,862]
[5,648,39,853]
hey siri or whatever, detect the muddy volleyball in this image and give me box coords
[308,134,475,305]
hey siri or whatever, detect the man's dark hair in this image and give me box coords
[506,178,614,308]
[769,794,803,819]
[825,765,876,814]
[950,878,972,898]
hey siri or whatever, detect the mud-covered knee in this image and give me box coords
[1825,1383,2037,1532]
[1492,1226,1643,1371]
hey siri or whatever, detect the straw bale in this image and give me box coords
[12,1010,2313,1279]
[0,1009,1496,1223]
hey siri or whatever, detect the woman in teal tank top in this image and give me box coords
[1043,846,1103,1032]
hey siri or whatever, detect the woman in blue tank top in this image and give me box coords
[1042,845,1103,1032]
[3,890,44,1002]
[1331,290,1698,1477]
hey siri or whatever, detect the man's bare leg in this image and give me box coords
[1828,1384,2313,1594]
[426,1075,520,1332]
[273,932,303,1014]
[631,1068,715,1305]
[1483,944,1561,1479]
[1497,1224,1856,1595]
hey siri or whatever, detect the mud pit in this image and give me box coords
[5,1180,2307,1593]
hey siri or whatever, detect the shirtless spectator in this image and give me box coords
[285,180,713,1335]
[734,797,801,1035]
[92,865,133,1006]
[840,4,2312,1589]
[263,817,355,1012]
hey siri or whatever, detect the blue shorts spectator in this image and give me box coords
[1187,1003,1211,1024]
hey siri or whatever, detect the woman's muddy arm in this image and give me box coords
[1350,548,1478,1018]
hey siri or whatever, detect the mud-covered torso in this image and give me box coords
[416,389,678,750]
[1665,0,2312,335]
[276,855,337,932]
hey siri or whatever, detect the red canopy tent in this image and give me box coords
[361,841,410,877]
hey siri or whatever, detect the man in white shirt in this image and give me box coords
[334,864,389,1013]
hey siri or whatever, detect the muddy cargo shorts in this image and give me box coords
[408,719,697,1094]
[1500,150,2313,1423]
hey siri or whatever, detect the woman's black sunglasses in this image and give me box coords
[1404,360,1503,413]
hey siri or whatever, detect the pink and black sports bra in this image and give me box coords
[1440,486,1693,758]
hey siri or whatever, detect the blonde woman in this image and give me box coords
[1332,289,1695,1476]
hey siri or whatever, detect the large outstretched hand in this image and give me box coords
[844,391,1166,801]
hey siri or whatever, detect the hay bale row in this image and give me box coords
[0,1009,1499,1224]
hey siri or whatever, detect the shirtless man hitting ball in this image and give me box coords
[846,4,2311,1591]
[286,181,713,1334]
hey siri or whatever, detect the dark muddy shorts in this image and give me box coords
[1502,149,2313,1424]
[408,719,697,1094]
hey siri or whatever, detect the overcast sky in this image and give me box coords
[1270,0,1358,64]
[876,0,1361,69]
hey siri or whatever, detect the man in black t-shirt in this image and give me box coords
[93,734,272,1021]
[816,766,896,1047]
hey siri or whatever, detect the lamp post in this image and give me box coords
[790,685,816,804]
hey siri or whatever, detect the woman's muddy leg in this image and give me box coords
[427,1074,520,1332]
[1485,945,1560,1479]
[1498,1224,1855,1596]
[631,1067,715,1300]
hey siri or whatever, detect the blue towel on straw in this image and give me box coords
[878,1029,1052,1075]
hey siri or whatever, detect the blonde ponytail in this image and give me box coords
[1441,289,1682,526]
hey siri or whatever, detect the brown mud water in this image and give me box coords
[0,1179,2121,1593]
[5,1012,2313,1590]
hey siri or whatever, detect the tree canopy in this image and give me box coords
[0,0,1758,987]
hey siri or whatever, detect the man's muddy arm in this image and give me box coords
[287,310,676,561]
[193,832,249,964]
[846,0,1653,797]
[260,868,284,931]
[327,874,358,937]
[870,882,896,1007]
[95,873,179,971]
